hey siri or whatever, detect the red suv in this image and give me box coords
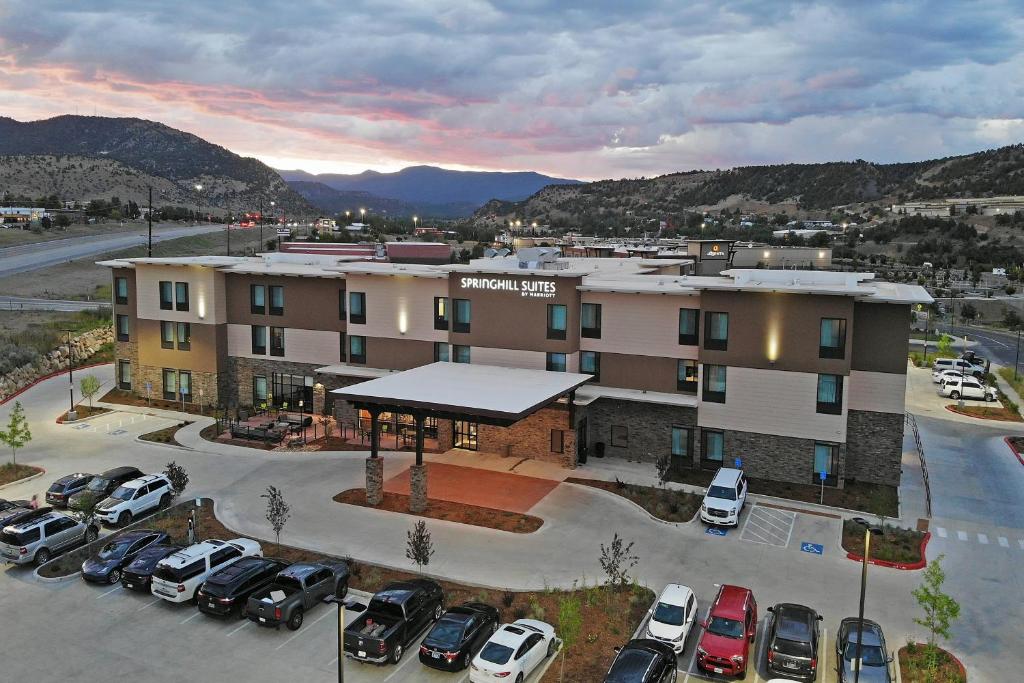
[696,584,758,679]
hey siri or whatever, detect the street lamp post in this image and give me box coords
[63,329,76,420]
[194,183,203,226]
[330,596,346,683]
[147,186,153,257]
[851,517,883,683]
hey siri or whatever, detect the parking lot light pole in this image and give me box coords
[1015,326,1021,381]
[851,517,883,683]
[332,596,346,683]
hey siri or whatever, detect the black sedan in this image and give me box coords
[82,530,170,584]
[603,639,677,683]
[121,543,183,592]
[836,618,893,683]
[419,602,501,671]
[197,556,290,618]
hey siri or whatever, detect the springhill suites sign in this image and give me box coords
[459,276,557,299]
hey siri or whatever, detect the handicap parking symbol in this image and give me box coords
[705,527,728,537]
[800,542,824,555]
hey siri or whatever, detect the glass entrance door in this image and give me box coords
[454,420,478,450]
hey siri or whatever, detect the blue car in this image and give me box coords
[81,529,170,584]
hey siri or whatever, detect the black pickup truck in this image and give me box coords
[245,561,349,630]
[344,579,444,665]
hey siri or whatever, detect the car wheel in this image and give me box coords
[738,669,746,680]
[287,609,304,631]
[461,653,470,670]
[159,493,171,509]
[670,670,677,683]
[950,391,960,400]
[433,604,443,621]
[108,569,121,585]
[391,644,403,664]
[34,548,51,567]
[516,674,523,683]
[336,580,348,599]
[84,526,98,543]
[985,393,995,402]
[546,638,556,657]
[118,511,133,527]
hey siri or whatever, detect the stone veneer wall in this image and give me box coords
[476,406,577,467]
[115,339,138,391]
[225,357,323,409]
[844,409,904,485]
[711,428,848,488]
[583,398,697,464]
[135,365,220,407]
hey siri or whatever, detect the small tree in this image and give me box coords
[0,401,32,466]
[655,453,672,487]
[406,520,435,572]
[79,375,101,409]
[960,302,977,323]
[598,533,638,590]
[262,486,291,547]
[1004,308,1022,330]
[163,461,190,498]
[557,591,580,681]
[320,413,334,441]
[936,333,953,357]
[912,554,960,672]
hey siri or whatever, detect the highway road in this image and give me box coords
[937,323,1022,368]
[0,223,222,278]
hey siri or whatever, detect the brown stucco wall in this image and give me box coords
[360,336,435,370]
[851,302,911,374]
[225,273,346,332]
[593,353,691,394]
[136,319,224,374]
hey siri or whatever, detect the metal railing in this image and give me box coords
[906,412,932,518]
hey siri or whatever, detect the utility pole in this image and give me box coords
[147,186,153,257]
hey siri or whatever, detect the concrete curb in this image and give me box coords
[132,435,193,452]
[0,465,46,492]
[845,532,931,571]
[56,408,114,425]
[34,567,83,584]
[1003,436,1024,466]
[563,480,698,529]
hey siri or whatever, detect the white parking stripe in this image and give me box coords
[936,527,947,538]
[382,639,426,683]
[744,518,788,540]
[96,586,122,599]
[978,533,989,544]
[957,531,968,541]
[226,620,252,637]
[179,611,202,625]
[273,609,335,651]
[136,597,161,612]
[998,537,1009,548]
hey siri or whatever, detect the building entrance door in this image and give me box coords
[576,417,588,464]
[454,420,478,450]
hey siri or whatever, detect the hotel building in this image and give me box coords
[100,248,929,489]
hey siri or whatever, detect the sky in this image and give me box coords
[1,0,1022,181]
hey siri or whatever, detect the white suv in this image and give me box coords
[939,377,997,402]
[94,474,173,527]
[699,467,748,526]
[931,359,984,382]
[151,538,262,603]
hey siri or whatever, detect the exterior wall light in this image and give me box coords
[398,310,408,335]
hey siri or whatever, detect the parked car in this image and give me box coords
[68,466,144,512]
[469,619,558,683]
[419,602,501,671]
[695,584,758,679]
[198,556,290,618]
[245,561,349,629]
[45,473,93,507]
[938,377,997,402]
[765,603,822,681]
[0,500,29,516]
[699,468,748,527]
[121,543,182,593]
[81,529,170,584]
[931,358,984,380]
[836,618,893,683]
[344,579,445,664]
[604,638,678,683]
[933,369,966,386]
[0,508,98,566]
[93,474,173,526]
[150,538,262,603]
[644,584,698,654]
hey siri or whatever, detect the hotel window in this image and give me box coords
[272,373,313,409]
[434,342,450,362]
[349,292,366,324]
[162,368,177,401]
[679,308,699,345]
[580,303,601,339]
[816,374,843,414]
[269,326,285,357]
[251,325,267,355]
[116,314,130,342]
[547,304,567,340]
[117,360,132,390]
[176,322,191,351]
[269,285,284,316]
[250,285,266,314]
[550,429,564,454]
[338,289,346,319]
[702,364,726,403]
[178,371,192,401]
[702,429,725,467]
[671,426,692,460]
[819,318,847,359]
[339,333,346,362]
[159,281,173,310]
[349,335,366,364]
[253,376,268,407]
[546,352,567,372]
[434,297,449,330]
[453,299,471,333]
[453,344,471,364]
[580,351,600,382]
[677,359,698,393]
[813,443,839,487]
[174,282,189,311]
[704,312,728,351]
[160,321,175,349]
[611,425,628,448]
[114,277,128,305]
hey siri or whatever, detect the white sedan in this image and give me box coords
[933,369,967,385]
[470,619,558,683]
[645,584,698,654]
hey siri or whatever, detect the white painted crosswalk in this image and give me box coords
[934,527,1024,553]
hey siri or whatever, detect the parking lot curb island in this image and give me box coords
[845,532,931,571]
[1003,436,1024,467]
[0,465,46,493]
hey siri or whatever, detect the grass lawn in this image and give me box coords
[0,462,43,486]
[565,477,701,523]
[842,519,926,564]
[334,489,543,533]
[668,468,899,517]
[899,643,967,682]
[139,422,192,445]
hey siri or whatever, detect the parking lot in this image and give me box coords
[0,566,556,683]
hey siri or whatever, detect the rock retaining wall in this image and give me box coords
[0,327,113,402]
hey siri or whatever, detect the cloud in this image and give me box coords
[0,0,1021,179]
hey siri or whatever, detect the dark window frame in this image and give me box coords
[161,368,176,401]
[453,298,471,333]
[158,281,173,310]
[704,311,728,351]
[677,359,698,393]
[701,428,725,468]
[550,429,564,454]
[580,302,602,339]
[580,350,600,382]
[114,277,129,305]
[611,425,628,448]
[433,342,449,362]
[813,442,840,487]
[269,326,285,357]
[117,359,132,390]
[816,374,843,415]
[176,322,191,351]
[702,364,727,403]
[177,370,192,401]
[268,285,284,316]
[174,282,189,312]
[253,375,268,407]
[349,335,366,364]
[349,292,366,325]
[116,314,130,342]
[251,325,267,355]
[339,332,346,362]
[453,344,471,364]
[250,284,266,314]
[160,321,175,349]
[671,425,692,459]
[819,318,847,359]
[338,289,346,319]
[546,352,567,372]
[678,308,699,345]
[547,304,567,340]
[434,297,449,331]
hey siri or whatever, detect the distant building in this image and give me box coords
[1,207,49,224]
[315,217,337,230]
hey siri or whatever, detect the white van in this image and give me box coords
[931,358,984,381]
[699,468,748,527]
[151,538,262,603]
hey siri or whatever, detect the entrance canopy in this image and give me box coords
[331,362,591,426]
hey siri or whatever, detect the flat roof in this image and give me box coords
[331,362,591,422]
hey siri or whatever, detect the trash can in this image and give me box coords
[594,442,605,458]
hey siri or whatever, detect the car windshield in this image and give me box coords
[653,601,685,626]
[110,486,135,501]
[844,642,886,666]
[479,642,513,665]
[707,616,744,638]
[87,478,110,492]
[707,485,736,501]
[773,637,813,657]
[97,538,135,560]
[427,618,466,647]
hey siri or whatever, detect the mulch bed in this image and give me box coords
[842,519,927,565]
[945,404,1023,422]
[566,477,701,523]
[56,405,112,423]
[0,462,43,487]
[899,643,967,682]
[333,489,543,533]
[139,421,193,446]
